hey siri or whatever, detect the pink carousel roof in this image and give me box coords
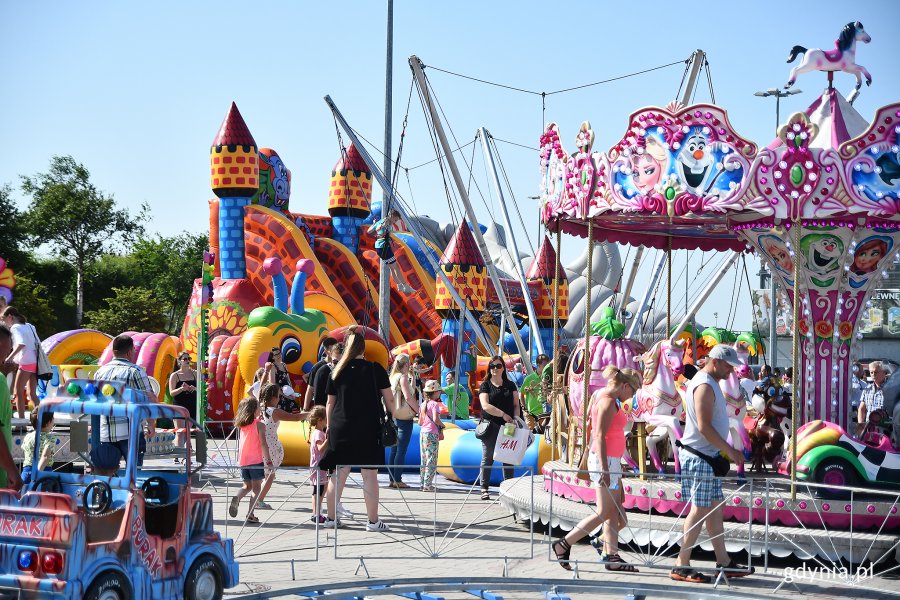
[539,93,900,251]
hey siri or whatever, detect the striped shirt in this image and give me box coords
[94,358,154,442]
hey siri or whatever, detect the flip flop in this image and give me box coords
[716,560,755,578]
[229,496,239,518]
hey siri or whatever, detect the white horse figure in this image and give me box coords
[629,339,686,474]
[785,21,872,102]
[719,341,754,479]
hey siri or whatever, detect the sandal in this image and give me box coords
[716,560,755,578]
[552,539,572,571]
[246,514,260,524]
[229,495,240,518]
[603,553,639,572]
[670,567,710,583]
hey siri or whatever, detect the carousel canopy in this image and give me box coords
[539,92,900,252]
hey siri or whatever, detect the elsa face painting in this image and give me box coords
[629,137,668,195]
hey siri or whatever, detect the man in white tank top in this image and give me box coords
[671,344,754,583]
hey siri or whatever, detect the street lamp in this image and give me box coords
[754,87,803,135]
[754,87,802,368]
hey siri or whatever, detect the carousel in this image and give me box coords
[500,22,900,564]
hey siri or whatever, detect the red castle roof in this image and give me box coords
[333,143,370,173]
[526,235,566,282]
[212,102,256,149]
[440,220,484,267]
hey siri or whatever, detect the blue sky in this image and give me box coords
[2,1,898,333]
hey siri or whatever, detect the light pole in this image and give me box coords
[754,87,801,368]
[754,87,803,135]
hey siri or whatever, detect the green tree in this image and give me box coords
[6,274,55,339]
[132,232,208,334]
[18,257,76,331]
[20,156,147,326]
[0,184,29,268]
[83,254,140,316]
[83,287,167,335]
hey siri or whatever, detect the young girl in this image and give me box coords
[308,406,328,522]
[21,410,55,484]
[1,306,39,419]
[230,396,270,524]
[419,380,444,492]
[254,383,306,509]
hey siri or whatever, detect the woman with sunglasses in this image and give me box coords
[552,365,642,572]
[168,352,197,453]
[477,356,520,501]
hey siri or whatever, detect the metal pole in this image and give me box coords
[680,50,706,105]
[409,56,533,374]
[479,128,545,357]
[377,0,394,343]
[497,313,506,355]
[790,218,801,500]
[324,95,494,352]
[623,50,704,340]
[670,253,740,341]
[620,247,644,319]
[769,279,778,368]
[626,252,667,338]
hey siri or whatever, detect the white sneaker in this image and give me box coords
[366,520,390,532]
[323,518,341,528]
[336,503,354,519]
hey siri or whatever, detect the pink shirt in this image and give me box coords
[419,400,441,435]
[590,392,627,458]
[238,419,264,466]
[309,428,326,485]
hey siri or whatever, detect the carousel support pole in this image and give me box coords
[666,237,672,334]
[552,227,562,461]
[790,218,801,501]
[637,423,647,480]
[581,221,594,468]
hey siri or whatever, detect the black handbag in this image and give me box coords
[373,362,398,447]
[474,419,494,440]
[676,440,731,477]
[381,417,398,447]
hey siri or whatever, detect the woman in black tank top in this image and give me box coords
[168,352,197,450]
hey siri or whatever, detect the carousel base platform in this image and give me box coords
[499,461,900,563]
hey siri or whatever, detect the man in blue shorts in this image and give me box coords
[671,344,753,583]
[91,334,156,475]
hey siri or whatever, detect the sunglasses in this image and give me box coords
[490,363,504,370]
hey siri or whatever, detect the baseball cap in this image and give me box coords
[281,385,300,398]
[708,344,742,368]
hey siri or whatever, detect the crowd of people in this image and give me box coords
[0,309,893,581]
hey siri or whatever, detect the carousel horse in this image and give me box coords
[629,339,686,474]
[785,21,872,102]
[748,377,791,473]
[719,342,754,479]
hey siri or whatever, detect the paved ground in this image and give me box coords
[193,451,898,600]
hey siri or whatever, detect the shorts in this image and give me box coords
[240,463,265,482]
[18,363,36,374]
[311,483,326,497]
[587,451,622,489]
[376,243,395,263]
[91,437,147,471]
[680,454,724,508]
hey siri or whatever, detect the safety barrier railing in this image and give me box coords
[545,466,900,596]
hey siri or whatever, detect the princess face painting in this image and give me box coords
[852,237,889,275]
[761,235,794,274]
[629,137,668,195]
